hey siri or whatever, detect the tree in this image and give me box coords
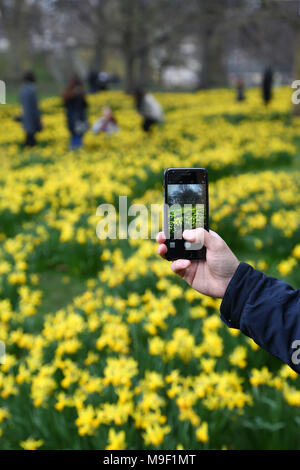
[0,0,41,81]
[193,0,227,88]
[69,0,196,92]
[249,0,300,114]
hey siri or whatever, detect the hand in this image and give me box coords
[156,228,240,298]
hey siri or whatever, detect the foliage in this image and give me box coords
[0,88,300,450]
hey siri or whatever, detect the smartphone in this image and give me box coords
[164,168,209,261]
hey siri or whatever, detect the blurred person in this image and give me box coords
[91,106,119,135]
[262,67,273,106]
[157,228,300,373]
[236,77,245,102]
[134,89,164,132]
[63,77,89,150]
[19,71,42,147]
[98,72,109,91]
[88,69,99,94]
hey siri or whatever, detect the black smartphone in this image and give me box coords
[164,168,209,261]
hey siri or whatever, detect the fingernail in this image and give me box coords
[183,230,195,241]
[180,260,190,269]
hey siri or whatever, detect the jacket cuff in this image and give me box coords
[220,262,255,329]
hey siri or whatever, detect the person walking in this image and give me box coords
[236,77,245,102]
[134,89,164,132]
[63,77,89,150]
[262,67,273,106]
[87,69,99,94]
[19,71,42,147]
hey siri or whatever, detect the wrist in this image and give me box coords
[220,262,254,328]
[219,260,240,298]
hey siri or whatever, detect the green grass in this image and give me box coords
[38,271,86,315]
[6,84,60,104]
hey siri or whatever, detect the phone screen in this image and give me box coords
[164,169,208,260]
[168,183,205,237]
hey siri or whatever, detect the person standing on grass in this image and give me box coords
[262,67,273,106]
[19,71,42,148]
[63,77,89,150]
[134,89,164,133]
[157,228,300,373]
[236,77,245,102]
[88,69,99,94]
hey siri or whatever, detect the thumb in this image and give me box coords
[183,228,223,251]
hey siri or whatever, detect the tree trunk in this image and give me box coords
[5,31,32,81]
[44,53,65,84]
[91,31,104,72]
[124,52,136,93]
[91,48,103,72]
[0,0,35,82]
[69,47,88,79]
[121,0,138,93]
[200,27,226,89]
[138,45,150,89]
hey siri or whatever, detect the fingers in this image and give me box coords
[182,228,204,250]
[171,259,191,275]
[156,232,166,244]
[157,243,167,258]
[157,229,226,265]
[156,232,167,258]
[183,228,203,243]
[183,228,224,251]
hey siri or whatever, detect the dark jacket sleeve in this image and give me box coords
[220,262,300,372]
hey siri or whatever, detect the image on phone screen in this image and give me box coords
[164,168,208,260]
[168,184,205,238]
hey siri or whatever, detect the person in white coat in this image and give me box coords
[134,89,164,132]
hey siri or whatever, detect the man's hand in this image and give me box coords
[156,228,240,298]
